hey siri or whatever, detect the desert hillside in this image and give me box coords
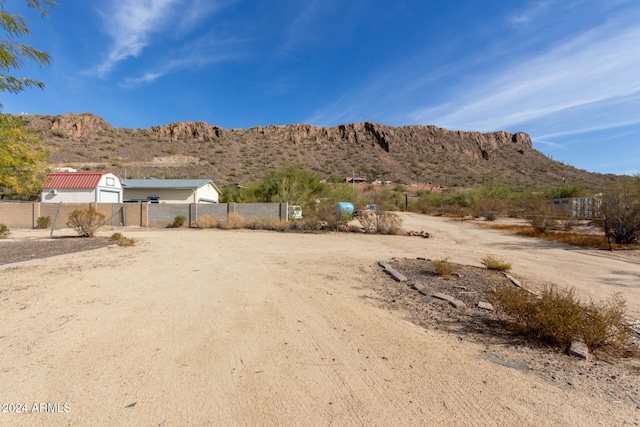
[19,113,611,189]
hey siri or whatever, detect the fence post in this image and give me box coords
[50,202,62,237]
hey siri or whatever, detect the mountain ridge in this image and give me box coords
[18,113,609,189]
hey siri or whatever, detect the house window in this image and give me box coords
[106,177,115,186]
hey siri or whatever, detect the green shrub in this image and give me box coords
[433,258,454,279]
[67,209,106,237]
[172,215,187,228]
[36,216,51,229]
[480,255,512,272]
[0,224,11,239]
[491,285,632,354]
[543,183,587,199]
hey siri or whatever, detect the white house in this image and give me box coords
[550,196,598,218]
[121,179,222,204]
[41,172,123,203]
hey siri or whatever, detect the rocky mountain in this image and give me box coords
[19,113,610,189]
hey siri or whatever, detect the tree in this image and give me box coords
[241,163,326,206]
[0,0,55,97]
[0,1,54,198]
[0,114,49,198]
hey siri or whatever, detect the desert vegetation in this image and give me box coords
[171,215,187,228]
[596,181,640,245]
[491,284,633,356]
[480,256,512,272]
[357,210,403,235]
[432,258,454,279]
[0,224,11,239]
[66,209,106,237]
[110,232,136,247]
[36,216,51,229]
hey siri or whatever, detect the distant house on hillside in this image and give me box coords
[121,179,221,204]
[345,177,367,184]
[41,172,123,203]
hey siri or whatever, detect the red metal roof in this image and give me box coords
[43,172,114,189]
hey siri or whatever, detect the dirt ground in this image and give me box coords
[1,213,639,426]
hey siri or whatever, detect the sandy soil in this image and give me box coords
[1,213,639,426]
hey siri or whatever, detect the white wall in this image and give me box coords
[195,183,220,203]
[41,189,97,203]
[124,183,220,204]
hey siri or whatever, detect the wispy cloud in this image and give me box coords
[121,72,165,87]
[414,12,640,134]
[95,0,180,77]
[307,1,640,141]
[94,0,231,77]
[532,138,564,149]
[120,32,246,88]
[174,0,237,34]
[507,1,554,25]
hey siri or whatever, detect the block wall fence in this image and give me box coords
[0,202,288,229]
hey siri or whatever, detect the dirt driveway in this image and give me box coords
[1,213,639,426]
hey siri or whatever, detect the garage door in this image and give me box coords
[98,190,121,203]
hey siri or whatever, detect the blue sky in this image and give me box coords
[3,0,640,175]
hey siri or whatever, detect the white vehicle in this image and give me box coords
[288,205,303,220]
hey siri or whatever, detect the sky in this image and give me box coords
[3,0,640,176]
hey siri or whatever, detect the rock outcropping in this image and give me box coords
[143,120,532,161]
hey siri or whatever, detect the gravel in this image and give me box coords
[0,236,113,266]
[376,257,640,408]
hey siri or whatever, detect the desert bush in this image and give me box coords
[526,200,558,232]
[580,293,630,352]
[110,232,136,246]
[433,258,454,279]
[194,214,219,228]
[357,211,403,235]
[560,216,580,231]
[245,217,285,231]
[219,212,246,230]
[67,209,106,237]
[596,182,640,244]
[171,215,187,228]
[491,284,632,353]
[0,224,11,239]
[312,199,340,230]
[287,217,323,232]
[480,255,512,272]
[36,216,51,229]
[472,199,505,221]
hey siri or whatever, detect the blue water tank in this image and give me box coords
[336,202,355,217]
